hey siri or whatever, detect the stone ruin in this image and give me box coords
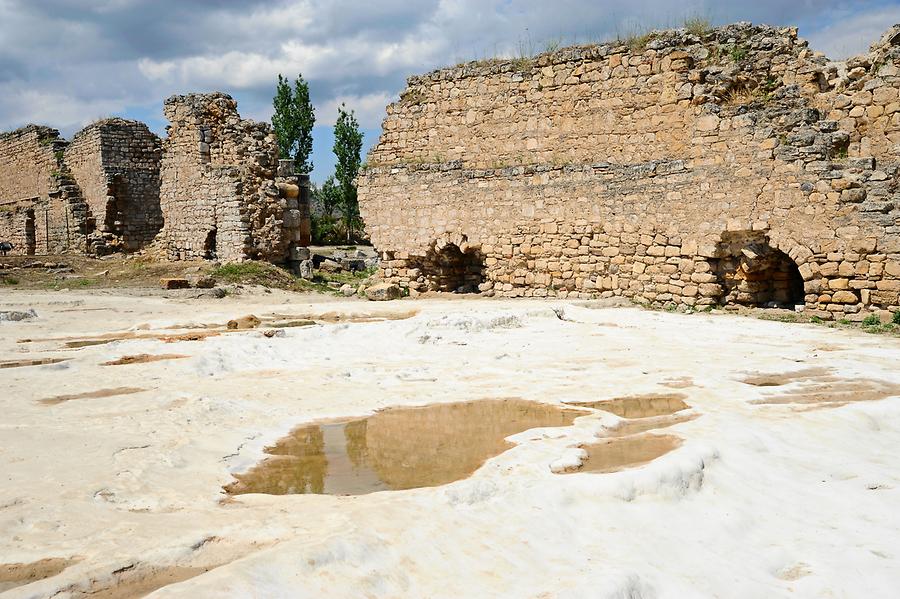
[0,93,310,264]
[358,22,900,320]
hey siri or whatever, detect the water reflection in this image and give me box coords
[226,399,587,496]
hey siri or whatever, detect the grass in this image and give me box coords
[1,276,19,285]
[210,262,299,288]
[43,277,98,290]
[209,260,376,296]
[684,17,712,37]
[622,31,653,52]
[724,85,762,106]
[729,45,748,62]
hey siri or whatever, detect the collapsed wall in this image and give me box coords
[66,119,163,253]
[0,93,309,262]
[156,92,305,263]
[0,126,90,254]
[359,22,900,320]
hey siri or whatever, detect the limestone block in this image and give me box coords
[831,290,858,304]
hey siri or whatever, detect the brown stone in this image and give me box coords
[160,278,190,290]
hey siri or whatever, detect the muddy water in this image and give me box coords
[0,558,76,592]
[0,358,68,369]
[226,399,588,496]
[570,394,689,418]
[39,387,146,406]
[102,354,187,366]
[577,435,683,473]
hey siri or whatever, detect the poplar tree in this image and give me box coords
[332,104,364,242]
[272,74,315,173]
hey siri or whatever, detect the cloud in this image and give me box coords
[805,4,900,58]
[1,0,898,150]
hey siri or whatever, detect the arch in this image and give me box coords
[415,234,486,293]
[710,231,806,308]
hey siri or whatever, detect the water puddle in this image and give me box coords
[572,434,682,474]
[0,557,77,592]
[102,354,187,366]
[752,379,900,407]
[0,357,68,369]
[741,368,833,387]
[605,413,698,437]
[569,393,689,418]
[226,399,588,496]
[39,387,146,406]
[268,310,418,324]
[742,368,900,408]
[83,565,221,599]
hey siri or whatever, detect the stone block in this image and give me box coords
[160,278,190,290]
[365,283,402,301]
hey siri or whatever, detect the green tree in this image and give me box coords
[272,74,315,173]
[310,176,343,244]
[333,103,364,242]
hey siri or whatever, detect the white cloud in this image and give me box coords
[0,87,127,132]
[805,5,900,59]
[317,92,397,127]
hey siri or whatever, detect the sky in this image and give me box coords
[1,0,899,184]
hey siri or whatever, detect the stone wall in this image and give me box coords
[66,119,163,253]
[0,126,91,254]
[0,94,308,262]
[359,23,900,320]
[156,93,305,263]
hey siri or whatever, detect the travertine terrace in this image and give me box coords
[0,93,309,263]
[359,23,900,320]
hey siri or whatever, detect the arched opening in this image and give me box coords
[24,209,36,255]
[711,231,805,308]
[417,241,485,293]
[204,228,217,260]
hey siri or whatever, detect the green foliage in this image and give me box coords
[272,73,316,172]
[729,45,748,62]
[333,104,365,243]
[1,276,19,285]
[894,311,900,325]
[862,314,881,326]
[809,316,824,324]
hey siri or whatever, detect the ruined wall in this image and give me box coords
[0,126,90,254]
[156,93,302,262]
[67,119,162,253]
[359,23,900,320]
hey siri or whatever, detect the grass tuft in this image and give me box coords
[684,17,712,37]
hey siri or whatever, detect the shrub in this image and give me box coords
[729,45,748,62]
[894,311,900,325]
[862,314,880,327]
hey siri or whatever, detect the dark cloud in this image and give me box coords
[1,0,897,180]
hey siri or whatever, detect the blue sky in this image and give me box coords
[1,0,900,184]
